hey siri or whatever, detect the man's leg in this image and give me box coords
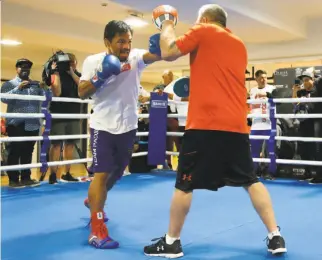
[61,121,80,181]
[20,129,40,186]
[144,130,201,258]
[6,124,24,187]
[87,128,119,249]
[229,132,286,255]
[167,189,192,238]
[245,182,278,232]
[49,142,62,183]
[48,120,64,183]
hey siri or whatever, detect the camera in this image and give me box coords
[44,50,71,74]
[42,50,71,85]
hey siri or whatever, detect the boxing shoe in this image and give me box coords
[88,212,119,249]
[84,198,109,223]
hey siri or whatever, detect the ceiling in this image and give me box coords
[1,0,322,84]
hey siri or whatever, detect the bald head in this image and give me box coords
[162,70,174,86]
[197,4,228,27]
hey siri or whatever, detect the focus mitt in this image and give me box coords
[172,76,190,98]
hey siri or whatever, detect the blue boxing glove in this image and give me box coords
[90,54,121,88]
[173,76,190,98]
[149,33,161,56]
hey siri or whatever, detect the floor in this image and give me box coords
[1,172,322,260]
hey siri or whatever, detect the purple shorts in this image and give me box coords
[90,128,137,175]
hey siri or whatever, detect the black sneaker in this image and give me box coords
[144,236,184,258]
[21,179,41,187]
[8,181,25,188]
[61,172,79,182]
[266,235,287,255]
[49,173,58,184]
[309,177,322,185]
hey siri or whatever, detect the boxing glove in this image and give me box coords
[90,54,121,88]
[152,5,178,30]
[149,33,161,56]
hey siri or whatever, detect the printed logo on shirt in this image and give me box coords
[121,63,131,72]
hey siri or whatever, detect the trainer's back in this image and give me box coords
[176,23,248,133]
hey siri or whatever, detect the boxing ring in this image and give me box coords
[1,92,322,260]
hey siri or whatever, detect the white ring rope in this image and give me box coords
[1,132,322,143]
[2,92,322,105]
[2,112,322,120]
[166,151,322,167]
[0,152,149,172]
[1,93,322,173]
[0,93,93,104]
[0,113,90,119]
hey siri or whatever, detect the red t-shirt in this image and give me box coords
[175,23,249,134]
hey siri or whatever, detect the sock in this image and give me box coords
[91,211,105,225]
[165,234,179,245]
[268,229,281,240]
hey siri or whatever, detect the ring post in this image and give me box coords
[268,98,277,175]
[39,90,53,180]
[148,92,168,166]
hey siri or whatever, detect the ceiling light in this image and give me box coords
[124,11,148,28]
[0,39,22,46]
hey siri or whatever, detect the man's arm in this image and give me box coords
[160,21,183,61]
[69,68,81,85]
[160,21,201,61]
[78,56,97,100]
[143,52,162,65]
[78,81,96,100]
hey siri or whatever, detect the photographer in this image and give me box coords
[293,70,322,184]
[43,51,81,184]
[1,58,43,188]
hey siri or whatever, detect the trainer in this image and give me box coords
[144,4,286,258]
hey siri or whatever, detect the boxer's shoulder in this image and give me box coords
[84,52,106,63]
[129,48,146,61]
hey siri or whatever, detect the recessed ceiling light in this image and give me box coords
[0,39,22,46]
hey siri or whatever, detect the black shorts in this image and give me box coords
[175,130,258,192]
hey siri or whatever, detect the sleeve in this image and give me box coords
[79,56,97,81]
[175,24,203,55]
[135,49,148,71]
[1,81,20,104]
[249,87,257,99]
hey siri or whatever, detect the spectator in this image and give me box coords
[43,51,81,184]
[294,69,322,184]
[1,58,42,188]
[249,70,275,179]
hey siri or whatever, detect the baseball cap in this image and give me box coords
[15,58,33,68]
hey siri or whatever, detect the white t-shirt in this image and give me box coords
[173,95,188,127]
[164,81,177,113]
[250,84,276,130]
[80,49,147,134]
[139,85,149,97]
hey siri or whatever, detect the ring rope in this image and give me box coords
[166,151,322,167]
[2,132,322,143]
[2,93,322,105]
[2,112,322,120]
[0,152,149,172]
[1,93,321,174]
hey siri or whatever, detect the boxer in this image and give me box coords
[144,4,286,258]
[78,20,163,249]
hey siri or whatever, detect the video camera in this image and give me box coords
[46,50,71,73]
[42,50,71,85]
